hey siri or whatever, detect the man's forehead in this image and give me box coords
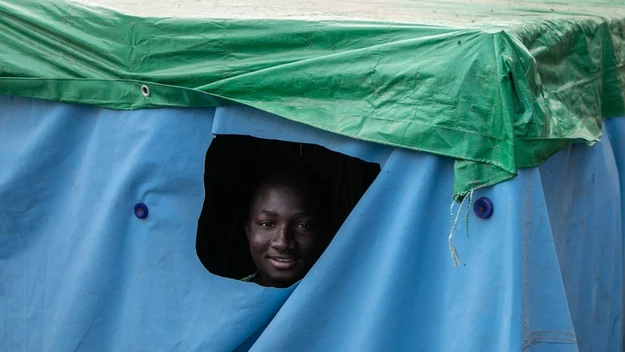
[252,182,321,211]
[256,184,314,203]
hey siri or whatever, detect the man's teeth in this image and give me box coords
[273,258,295,262]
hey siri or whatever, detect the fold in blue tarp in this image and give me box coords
[0,95,622,351]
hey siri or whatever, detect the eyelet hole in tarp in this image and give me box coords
[473,197,494,219]
[140,85,150,97]
[134,203,149,219]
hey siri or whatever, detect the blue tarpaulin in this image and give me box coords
[0,94,622,351]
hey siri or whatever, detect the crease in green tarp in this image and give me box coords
[1,0,624,199]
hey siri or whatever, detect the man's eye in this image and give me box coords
[297,223,312,230]
[259,221,274,228]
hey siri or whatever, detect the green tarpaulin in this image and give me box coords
[1,0,624,198]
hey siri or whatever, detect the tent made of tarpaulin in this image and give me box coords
[1,0,624,351]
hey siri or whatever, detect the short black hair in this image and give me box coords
[248,168,329,217]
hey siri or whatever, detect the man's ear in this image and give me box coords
[244,221,250,239]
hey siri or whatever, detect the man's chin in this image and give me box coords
[265,271,302,288]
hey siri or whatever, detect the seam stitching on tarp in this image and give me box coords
[524,330,578,348]
[522,172,534,350]
[527,330,576,338]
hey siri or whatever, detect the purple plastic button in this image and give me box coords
[134,203,149,219]
[473,197,494,219]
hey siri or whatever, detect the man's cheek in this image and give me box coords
[251,237,268,251]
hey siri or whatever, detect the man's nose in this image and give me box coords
[272,226,295,250]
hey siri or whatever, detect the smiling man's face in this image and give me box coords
[246,178,329,288]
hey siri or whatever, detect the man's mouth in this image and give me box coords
[268,256,299,270]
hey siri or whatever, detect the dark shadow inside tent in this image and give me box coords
[196,135,381,280]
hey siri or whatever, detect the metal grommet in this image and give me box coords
[473,197,494,219]
[134,203,149,219]
[140,85,150,97]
